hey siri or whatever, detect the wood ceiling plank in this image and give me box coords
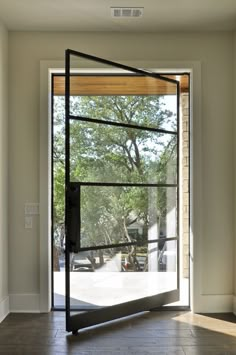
[53,75,189,96]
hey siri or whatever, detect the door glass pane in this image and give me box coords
[70,120,177,184]
[79,185,177,249]
[69,85,177,132]
[67,53,178,133]
[68,240,177,310]
[59,50,187,327]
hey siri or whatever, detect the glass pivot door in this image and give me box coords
[65,49,180,333]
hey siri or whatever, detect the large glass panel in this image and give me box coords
[69,120,177,184]
[67,240,177,310]
[54,50,186,320]
[69,91,177,132]
[78,185,177,249]
[67,53,178,133]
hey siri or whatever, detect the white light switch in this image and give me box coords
[25,203,39,215]
[25,216,33,229]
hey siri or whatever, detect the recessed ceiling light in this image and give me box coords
[111,7,144,18]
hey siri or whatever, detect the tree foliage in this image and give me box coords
[53,94,177,249]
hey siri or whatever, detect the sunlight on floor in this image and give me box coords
[173,312,236,336]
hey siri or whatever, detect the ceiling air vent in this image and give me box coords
[111,7,144,18]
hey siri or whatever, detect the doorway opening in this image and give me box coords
[51,69,190,311]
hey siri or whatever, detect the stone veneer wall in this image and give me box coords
[181,93,189,278]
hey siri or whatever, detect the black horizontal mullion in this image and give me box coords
[144,236,178,244]
[77,236,178,252]
[68,114,177,136]
[70,182,178,188]
[79,242,136,252]
[67,49,179,85]
[68,289,179,332]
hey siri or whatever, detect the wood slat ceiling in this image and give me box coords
[53,74,189,96]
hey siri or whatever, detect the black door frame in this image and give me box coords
[63,49,182,333]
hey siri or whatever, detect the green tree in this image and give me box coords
[53,94,177,250]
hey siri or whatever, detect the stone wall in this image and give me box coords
[181,93,189,278]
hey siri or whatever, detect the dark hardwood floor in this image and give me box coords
[1,311,236,354]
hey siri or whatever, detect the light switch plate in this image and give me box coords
[25,216,33,229]
[25,203,39,215]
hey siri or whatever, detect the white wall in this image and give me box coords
[0,22,9,321]
[233,33,236,313]
[8,31,234,312]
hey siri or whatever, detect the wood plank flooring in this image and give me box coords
[1,311,236,354]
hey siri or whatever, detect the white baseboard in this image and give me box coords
[233,296,236,315]
[0,296,9,322]
[7,293,235,314]
[194,294,233,313]
[9,293,40,313]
